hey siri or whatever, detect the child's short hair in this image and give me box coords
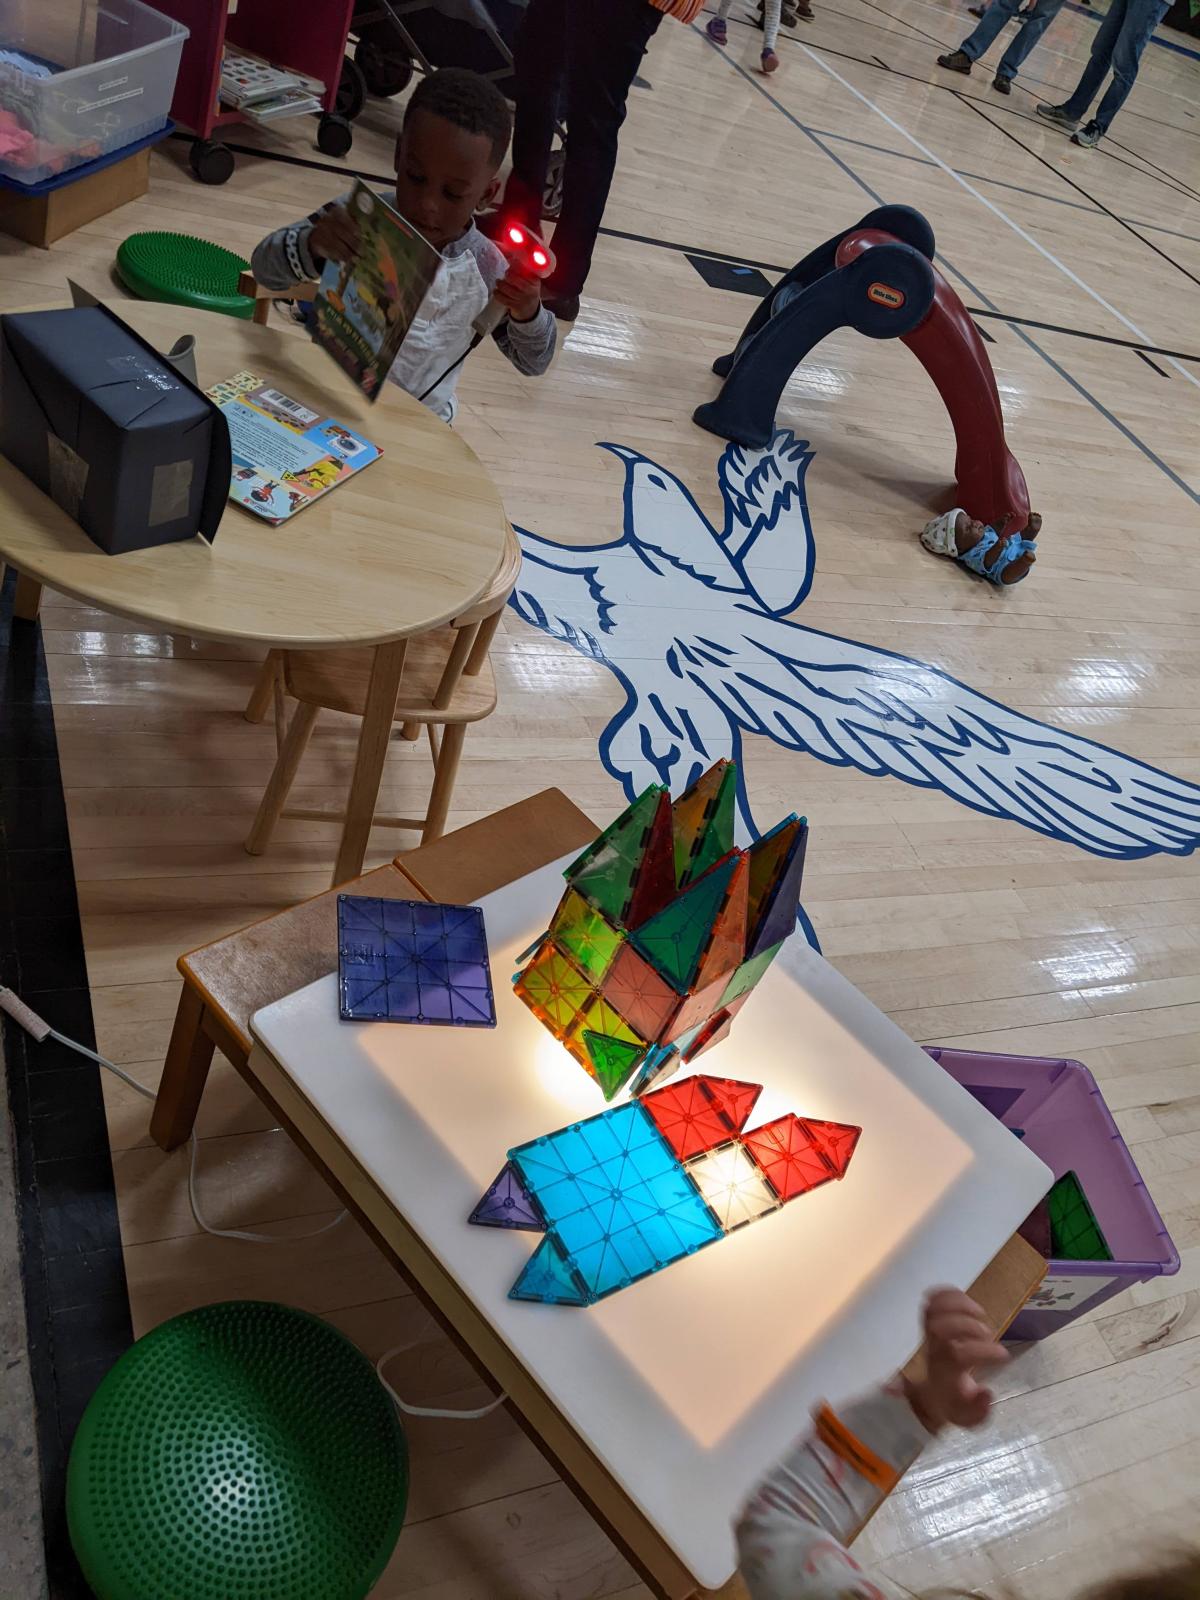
[401,68,512,169]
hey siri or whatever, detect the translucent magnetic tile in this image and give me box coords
[508,1103,723,1303]
[685,1143,780,1232]
[601,940,680,1039]
[571,995,645,1054]
[719,941,782,1008]
[551,889,624,986]
[513,939,596,1036]
[1047,1170,1112,1262]
[672,760,732,886]
[570,786,663,924]
[625,789,677,930]
[583,1031,645,1100]
[470,1161,545,1231]
[631,853,740,991]
[663,975,730,1044]
[642,1074,760,1160]
[743,1114,836,1201]
[337,895,495,1026]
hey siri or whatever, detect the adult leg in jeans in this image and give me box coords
[958,0,1025,62]
[549,0,663,298]
[505,0,568,234]
[1060,0,1129,118]
[994,0,1066,80]
[1089,0,1170,128]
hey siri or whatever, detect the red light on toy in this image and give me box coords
[508,225,525,245]
[532,249,548,267]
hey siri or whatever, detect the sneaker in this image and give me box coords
[793,0,814,18]
[991,72,1012,93]
[968,3,985,14]
[705,15,727,43]
[936,48,972,73]
[1035,101,1080,129]
[1072,119,1102,146]
[761,47,780,70]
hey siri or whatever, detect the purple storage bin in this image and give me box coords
[925,1047,1179,1340]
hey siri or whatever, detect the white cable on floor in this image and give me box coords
[377,1345,508,1421]
[2,986,505,1426]
[0,985,348,1245]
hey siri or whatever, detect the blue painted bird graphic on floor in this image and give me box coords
[508,430,1200,913]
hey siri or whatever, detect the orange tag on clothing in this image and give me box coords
[813,1404,901,1494]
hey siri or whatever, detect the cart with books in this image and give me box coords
[150,0,359,184]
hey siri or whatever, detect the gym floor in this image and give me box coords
[1,1,1198,1594]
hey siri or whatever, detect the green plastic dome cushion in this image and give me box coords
[67,1301,408,1600]
[116,231,258,320]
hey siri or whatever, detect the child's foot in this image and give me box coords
[991,72,1012,94]
[761,47,780,71]
[706,16,728,43]
[794,0,814,18]
[1072,119,1102,147]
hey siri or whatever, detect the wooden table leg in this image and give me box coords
[12,572,42,622]
[332,638,407,886]
[150,985,217,1151]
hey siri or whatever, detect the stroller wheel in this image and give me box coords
[336,57,367,121]
[542,144,565,221]
[317,113,354,158]
[356,38,415,98]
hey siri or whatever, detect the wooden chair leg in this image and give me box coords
[245,700,319,857]
[244,650,282,723]
[422,722,466,843]
[332,639,407,885]
[399,721,420,741]
[150,985,217,1151]
[12,572,42,622]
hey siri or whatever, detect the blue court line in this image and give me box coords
[697,28,1200,507]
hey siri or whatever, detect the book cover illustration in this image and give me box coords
[312,180,443,401]
[207,370,381,524]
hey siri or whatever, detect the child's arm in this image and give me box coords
[736,1290,1008,1600]
[250,198,356,291]
[472,236,556,378]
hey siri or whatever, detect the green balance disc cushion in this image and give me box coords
[67,1301,408,1600]
[116,231,258,319]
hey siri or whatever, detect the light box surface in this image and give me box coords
[252,856,1049,1588]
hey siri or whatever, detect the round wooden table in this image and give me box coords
[0,300,510,882]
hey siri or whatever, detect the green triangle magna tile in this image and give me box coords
[685,761,737,886]
[570,785,664,923]
[564,783,664,877]
[631,852,740,991]
[583,1031,645,1100]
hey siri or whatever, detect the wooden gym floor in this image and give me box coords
[2,1,1199,1594]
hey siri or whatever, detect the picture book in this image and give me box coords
[312,180,442,401]
[207,371,381,524]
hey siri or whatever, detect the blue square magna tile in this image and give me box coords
[336,896,496,1027]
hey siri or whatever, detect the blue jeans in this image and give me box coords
[961,0,1065,79]
[1062,0,1171,129]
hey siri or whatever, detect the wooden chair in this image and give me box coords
[244,526,521,870]
[236,269,317,327]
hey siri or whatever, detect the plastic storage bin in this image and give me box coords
[0,0,187,187]
[927,1047,1179,1340]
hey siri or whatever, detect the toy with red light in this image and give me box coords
[472,221,557,338]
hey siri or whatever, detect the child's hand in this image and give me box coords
[903,1289,1009,1434]
[495,269,543,324]
[308,205,361,266]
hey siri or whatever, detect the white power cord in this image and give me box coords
[1,985,504,1421]
[377,1344,507,1421]
[0,985,347,1245]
